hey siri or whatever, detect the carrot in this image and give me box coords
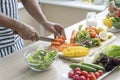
[71,43,80,46]
[59,35,66,40]
[54,38,64,44]
[70,30,78,44]
[51,42,61,46]
[55,43,80,52]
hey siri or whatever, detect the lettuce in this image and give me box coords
[93,45,120,62]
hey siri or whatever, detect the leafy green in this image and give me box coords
[93,45,120,62]
[74,25,101,48]
[26,49,57,70]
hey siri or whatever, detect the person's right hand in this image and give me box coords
[14,23,40,41]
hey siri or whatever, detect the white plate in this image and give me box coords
[107,28,120,33]
[62,67,118,80]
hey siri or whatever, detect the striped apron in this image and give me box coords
[0,0,24,58]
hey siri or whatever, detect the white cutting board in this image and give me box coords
[59,35,117,63]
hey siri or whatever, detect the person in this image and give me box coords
[0,0,65,58]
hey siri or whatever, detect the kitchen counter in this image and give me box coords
[0,9,120,80]
[39,0,107,12]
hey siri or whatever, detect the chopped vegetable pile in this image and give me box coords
[74,25,102,48]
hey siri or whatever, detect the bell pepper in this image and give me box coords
[63,46,90,57]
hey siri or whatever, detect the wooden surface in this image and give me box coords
[0,9,120,80]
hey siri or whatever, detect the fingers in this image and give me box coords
[53,24,66,38]
[18,28,39,41]
[33,30,40,41]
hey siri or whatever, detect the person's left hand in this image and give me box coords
[42,21,66,38]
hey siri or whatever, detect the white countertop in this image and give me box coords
[39,0,107,12]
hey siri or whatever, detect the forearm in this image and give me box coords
[21,0,48,25]
[0,12,23,31]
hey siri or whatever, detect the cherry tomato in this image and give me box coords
[94,72,100,79]
[98,70,104,76]
[79,75,86,80]
[74,67,81,73]
[117,9,120,17]
[85,26,97,32]
[86,73,91,78]
[86,77,91,80]
[73,74,80,80]
[81,71,89,78]
[90,73,97,80]
[75,71,82,76]
[85,28,97,38]
[68,71,74,78]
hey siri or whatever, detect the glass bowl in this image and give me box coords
[24,49,58,71]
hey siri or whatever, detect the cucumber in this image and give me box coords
[70,64,97,72]
[81,62,105,72]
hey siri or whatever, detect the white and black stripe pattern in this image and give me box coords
[0,0,24,58]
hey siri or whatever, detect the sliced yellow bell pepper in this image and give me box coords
[63,46,90,57]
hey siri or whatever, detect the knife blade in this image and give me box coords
[39,36,54,42]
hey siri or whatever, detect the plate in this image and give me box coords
[62,64,118,80]
[107,28,120,33]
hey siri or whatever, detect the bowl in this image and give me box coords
[24,48,58,71]
[112,22,120,29]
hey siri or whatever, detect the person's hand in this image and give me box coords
[42,21,66,38]
[14,23,40,41]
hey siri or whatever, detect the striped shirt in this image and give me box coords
[0,0,24,58]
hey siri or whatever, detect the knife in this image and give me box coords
[39,36,54,42]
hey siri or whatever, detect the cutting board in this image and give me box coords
[59,35,117,63]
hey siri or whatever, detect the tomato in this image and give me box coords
[74,67,81,73]
[90,30,97,38]
[85,27,97,38]
[98,70,104,76]
[86,77,91,80]
[68,71,74,78]
[73,74,80,80]
[86,73,91,78]
[75,71,82,76]
[117,9,120,17]
[90,73,97,80]
[81,71,89,78]
[94,72,100,79]
[85,26,97,32]
[79,75,86,80]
